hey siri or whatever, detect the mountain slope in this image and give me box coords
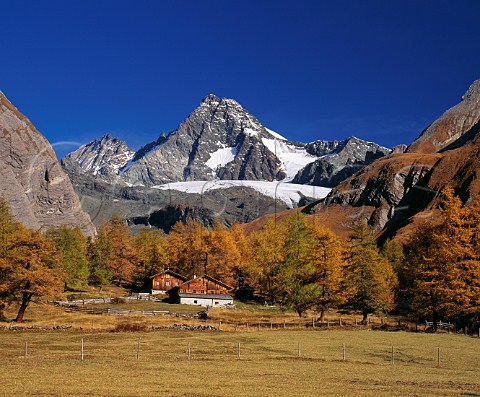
[305,79,480,240]
[0,90,95,236]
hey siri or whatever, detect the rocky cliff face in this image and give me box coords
[0,91,95,236]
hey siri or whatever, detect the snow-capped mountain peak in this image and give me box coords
[62,95,390,190]
[62,133,135,179]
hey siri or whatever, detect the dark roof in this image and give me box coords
[149,269,188,281]
[179,293,234,300]
[178,274,232,290]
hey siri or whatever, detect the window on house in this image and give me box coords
[156,281,160,287]
[193,290,196,293]
[200,290,204,293]
[166,281,170,287]
[175,282,179,286]
[194,300,197,304]
[215,301,219,305]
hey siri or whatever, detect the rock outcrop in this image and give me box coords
[292,136,390,187]
[0,91,95,236]
[407,79,480,153]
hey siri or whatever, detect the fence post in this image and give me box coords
[246,323,249,332]
[342,342,346,361]
[136,337,141,360]
[339,317,342,327]
[218,321,221,331]
[297,341,301,358]
[312,317,315,329]
[283,319,286,329]
[237,340,241,359]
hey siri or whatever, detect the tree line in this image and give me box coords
[0,187,478,328]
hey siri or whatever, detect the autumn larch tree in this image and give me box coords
[307,223,346,321]
[206,220,244,287]
[166,219,209,278]
[100,214,137,285]
[134,227,168,286]
[10,227,64,322]
[246,219,286,304]
[403,187,480,329]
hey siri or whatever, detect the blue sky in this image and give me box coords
[1,0,479,158]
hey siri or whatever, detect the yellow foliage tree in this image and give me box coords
[166,219,209,278]
[134,227,168,285]
[10,227,65,322]
[404,187,480,329]
[307,223,346,320]
[246,219,286,304]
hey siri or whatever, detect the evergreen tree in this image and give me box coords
[87,227,113,287]
[343,222,397,323]
[0,198,19,320]
[47,225,89,289]
[279,213,317,315]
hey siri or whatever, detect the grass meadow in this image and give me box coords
[0,328,478,397]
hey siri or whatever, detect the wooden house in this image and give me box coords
[150,269,188,294]
[167,274,234,307]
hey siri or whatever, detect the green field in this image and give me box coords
[0,329,478,397]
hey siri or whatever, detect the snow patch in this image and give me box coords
[262,138,318,179]
[265,128,287,141]
[206,145,238,170]
[243,127,258,136]
[152,180,331,207]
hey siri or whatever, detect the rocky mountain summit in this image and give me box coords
[407,79,480,153]
[0,90,95,236]
[63,95,390,188]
